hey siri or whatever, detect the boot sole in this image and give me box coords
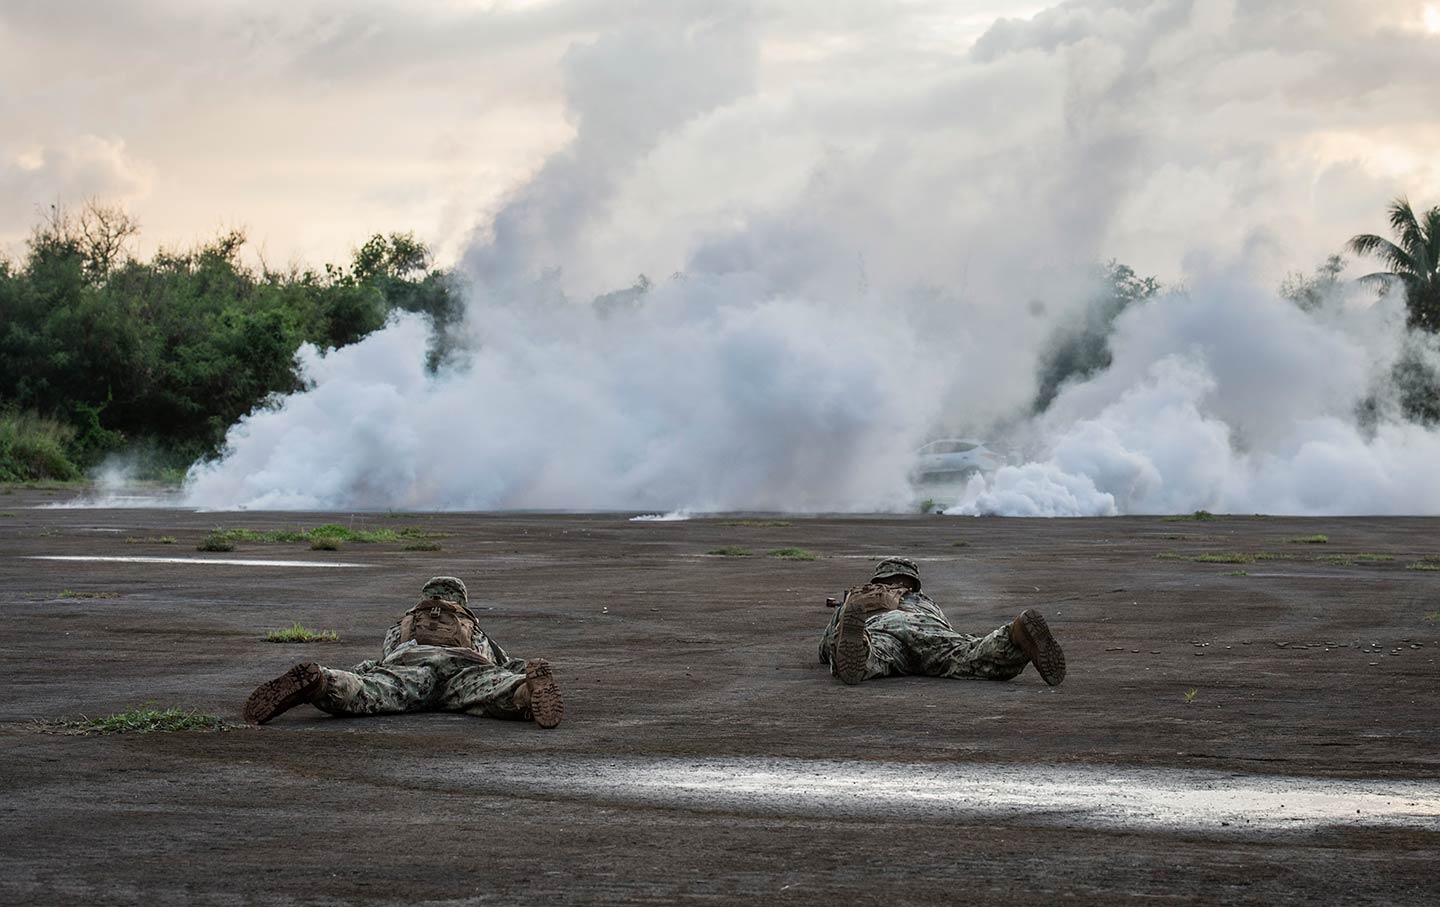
[1014,609,1066,686]
[833,597,870,685]
[243,662,323,725]
[524,659,564,729]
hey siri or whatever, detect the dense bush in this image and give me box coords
[0,206,459,477]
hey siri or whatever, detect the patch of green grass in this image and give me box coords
[1406,562,1440,572]
[918,498,938,514]
[1183,689,1198,703]
[402,541,442,551]
[1425,612,1440,621]
[1163,510,1216,522]
[767,547,818,561]
[205,524,452,545]
[707,546,753,557]
[58,589,120,600]
[41,706,228,735]
[717,520,792,527]
[0,410,81,481]
[1222,570,1248,576]
[265,622,339,643]
[197,533,235,552]
[1192,553,1255,564]
[1352,554,1395,562]
[0,512,15,517]
[126,535,176,544]
[1287,534,1329,544]
[1157,552,1269,565]
[309,538,340,551]
[951,540,970,547]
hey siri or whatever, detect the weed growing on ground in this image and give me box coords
[402,541,442,551]
[0,512,14,517]
[768,548,818,561]
[1351,554,1394,562]
[40,706,228,735]
[126,535,176,544]
[952,540,970,547]
[309,538,340,551]
[1222,570,1248,576]
[1407,562,1440,571]
[718,520,792,527]
[1425,612,1440,621]
[1183,689,1198,704]
[265,622,339,643]
[919,499,938,514]
[707,546,753,557]
[1164,511,1216,522]
[58,590,119,599]
[1288,534,1329,544]
[1191,553,1256,564]
[203,525,453,546]
[197,533,235,552]
[1156,552,1281,565]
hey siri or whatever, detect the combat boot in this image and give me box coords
[511,659,564,729]
[243,662,327,725]
[832,595,871,685]
[1009,609,1066,686]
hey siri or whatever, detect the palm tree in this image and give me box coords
[1347,197,1440,332]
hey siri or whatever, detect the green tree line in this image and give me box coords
[0,203,460,481]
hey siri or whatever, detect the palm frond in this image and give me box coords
[1346,233,1418,275]
[1421,206,1440,278]
[1388,197,1428,258]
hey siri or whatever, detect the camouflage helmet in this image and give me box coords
[421,576,468,605]
[871,556,921,589]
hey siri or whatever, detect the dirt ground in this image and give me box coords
[1,489,1437,905]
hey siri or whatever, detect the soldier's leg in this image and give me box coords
[892,620,1031,681]
[827,601,915,684]
[312,661,441,715]
[439,658,564,728]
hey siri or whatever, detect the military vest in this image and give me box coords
[843,582,904,615]
[395,597,480,649]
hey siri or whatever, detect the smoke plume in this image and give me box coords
[182,2,1440,515]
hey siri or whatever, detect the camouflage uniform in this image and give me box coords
[819,559,1033,682]
[312,577,532,720]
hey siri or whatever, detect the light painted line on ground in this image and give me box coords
[22,555,371,568]
[467,756,1440,831]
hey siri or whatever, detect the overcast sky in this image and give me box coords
[4,0,1439,290]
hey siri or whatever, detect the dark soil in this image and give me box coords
[1,492,1437,904]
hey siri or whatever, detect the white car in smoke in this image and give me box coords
[910,439,1004,484]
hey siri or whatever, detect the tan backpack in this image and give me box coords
[844,582,904,615]
[395,598,480,649]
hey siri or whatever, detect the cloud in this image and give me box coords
[0,135,152,234]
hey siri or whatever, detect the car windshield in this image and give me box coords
[921,441,978,455]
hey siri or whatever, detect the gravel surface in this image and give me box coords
[2,491,1437,904]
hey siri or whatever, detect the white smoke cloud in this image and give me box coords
[181,1,1440,515]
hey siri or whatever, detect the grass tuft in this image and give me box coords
[717,520,792,527]
[1407,562,1440,572]
[1287,534,1329,544]
[58,589,120,600]
[265,622,339,643]
[126,535,176,544]
[951,540,970,547]
[1192,553,1255,564]
[197,533,235,552]
[402,541,442,551]
[1183,689,1198,703]
[707,546,752,557]
[41,706,228,735]
[1222,570,1248,576]
[309,538,340,551]
[767,547,818,561]
[1163,510,1216,522]
[202,524,452,545]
